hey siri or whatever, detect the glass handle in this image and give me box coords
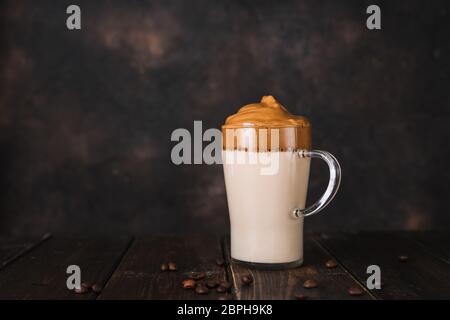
[292,150,341,218]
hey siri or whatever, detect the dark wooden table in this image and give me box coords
[0,232,449,300]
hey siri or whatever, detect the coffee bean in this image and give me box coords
[348,286,364,296]
[189,271,206,280]
[168,262,177,271]
[294,292,308,300]
[219,280,231,290]
[206,280,218,289]
[241,274,253,286]
[182,279,196,289]
[195,285,209,295]
[398,255,408,262]
[160,263,168,272]
[74,286,88,294]
[325,259,338,268]
[215,258,225,266]
[81,282,93,289]
[92,284,102,293]
[216,285,227,293]
[303,279,318,289]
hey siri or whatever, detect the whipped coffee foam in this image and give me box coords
[222,96,311,152]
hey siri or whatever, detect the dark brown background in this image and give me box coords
[0,0,449,236]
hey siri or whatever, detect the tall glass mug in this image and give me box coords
[222,96,341,269]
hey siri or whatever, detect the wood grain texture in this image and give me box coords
[0,232,448,300]
[317,232,450,299]
[0,233,51,270]
[99,235,229,300]
[224,235,372,300]
[403,231,450,264]
[0,236,132,299]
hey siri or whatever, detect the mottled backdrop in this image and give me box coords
[0,0,449,236]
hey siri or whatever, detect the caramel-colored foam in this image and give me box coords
[222,96,311,151]
[223,96,310,128]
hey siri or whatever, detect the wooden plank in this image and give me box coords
[0,233,51,270]
[0,236,132,299]
[224,235,372,300]
[403,231,450,264]
[316,232,450,299]
[99,235,228,300]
